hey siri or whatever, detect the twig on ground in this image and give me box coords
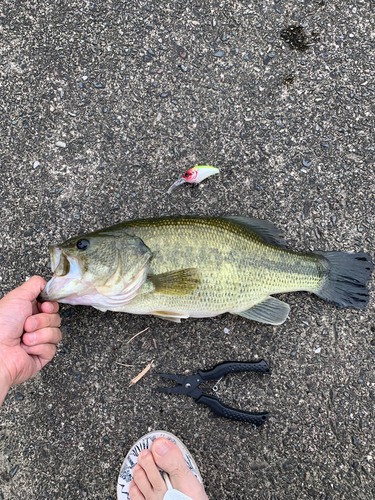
[127,327,149,344]
[129,359,154,387]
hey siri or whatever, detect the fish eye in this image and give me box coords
[76,239,90,251]
[184,172,191,178]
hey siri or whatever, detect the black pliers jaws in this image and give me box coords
[153,360,271,427]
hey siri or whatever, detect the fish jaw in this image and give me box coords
[39,246,90,302]
[39,275,93,302]
[50,245,62,272]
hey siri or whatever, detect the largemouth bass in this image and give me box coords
[38,216,373,325]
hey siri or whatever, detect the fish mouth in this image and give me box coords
[38,246,87,302]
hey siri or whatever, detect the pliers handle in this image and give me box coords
[154,360,271,427]
[198,360,271,381]
[198,360,270,426]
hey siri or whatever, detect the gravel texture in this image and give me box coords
[1,0,375,499]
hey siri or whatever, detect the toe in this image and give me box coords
[138,449,167,496]
[151,438,208,500]
[132,464,154,499]
[129,479,145,500]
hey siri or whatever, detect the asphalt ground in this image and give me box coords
[1,0,375,499]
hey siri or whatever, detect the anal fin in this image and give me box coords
[236,297,290,325]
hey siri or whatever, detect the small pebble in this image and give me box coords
[303,158,312,167]
[214,51,224,57]
[314,347,321,354]
[9,466,19,478]
[223,328,230,334]
[56,141,66,148]
[82,75,88,81]
[33,161,40,168]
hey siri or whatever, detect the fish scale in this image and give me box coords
[115,217,323,318]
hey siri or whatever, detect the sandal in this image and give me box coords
[117,430,203,500]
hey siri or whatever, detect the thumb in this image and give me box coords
[8,276,47,303]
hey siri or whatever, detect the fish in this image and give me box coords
[38,216,373,325]
[167,166,219,194]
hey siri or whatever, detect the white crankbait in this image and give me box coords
[167,165,220,194]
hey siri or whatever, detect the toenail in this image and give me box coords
[154,438,171,456]
[133,464,141,472]
[139,449,150,458]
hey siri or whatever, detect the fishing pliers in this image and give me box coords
[153,360,271,427]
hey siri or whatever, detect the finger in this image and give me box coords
[9,276,47,303]
[24,313,61,333]
[38,301,59,314]
[21,342,57,367]
[23,327,62,347]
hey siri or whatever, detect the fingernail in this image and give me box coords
[154,438,171,456]
[28,317,38,331]
[45,302,54,313]
[139,449,150,458]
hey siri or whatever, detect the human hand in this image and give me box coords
[0,276,62,403]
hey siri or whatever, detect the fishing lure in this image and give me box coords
[167,165,220,194]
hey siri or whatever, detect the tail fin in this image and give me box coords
[313,251,373,309]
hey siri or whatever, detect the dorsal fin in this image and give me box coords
[223,216,287,248]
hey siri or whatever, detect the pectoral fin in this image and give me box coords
[152,311,189,323]
[236,297,290,325]
[147,268,200,296]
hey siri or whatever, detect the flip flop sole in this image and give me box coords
[117,430,203,499]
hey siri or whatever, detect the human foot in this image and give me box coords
[129,437,209,500]
[117,431,208,500]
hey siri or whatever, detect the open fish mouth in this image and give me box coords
[38,246,86,302]
[50,246,62,273]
